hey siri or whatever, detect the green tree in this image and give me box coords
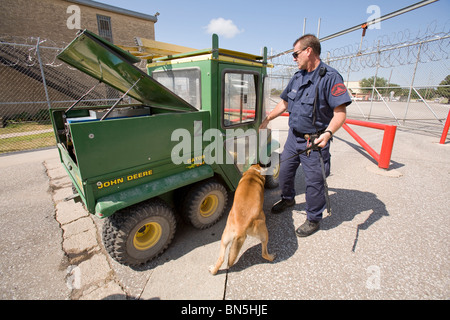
[360,76,388,91]
[416,88,438,100]
[271,88,282,96]
[359,76,403,96]
[436,75,450,103]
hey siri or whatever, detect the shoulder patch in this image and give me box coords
[331,83,347,97]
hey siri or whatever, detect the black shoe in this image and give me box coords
[271,198,295,214]
[295,220,320,237]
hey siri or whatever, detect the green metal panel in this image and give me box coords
[69,111,209,179]
[216,62,266,188]
[60,109,211,214]
[57,30,196,112]
[86,30,141,64]
[95,165,214,218]
[57,143,85,197]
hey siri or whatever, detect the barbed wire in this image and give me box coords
[3,19,448,74]
[269,19,450,73]
[0,35,149,69]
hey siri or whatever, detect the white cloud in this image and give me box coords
[204,18,243,39]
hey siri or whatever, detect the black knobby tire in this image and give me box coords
[102,199,176,266]
[182,179,228,229]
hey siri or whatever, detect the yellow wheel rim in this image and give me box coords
[200,195,219,218]
[133,222,162,251]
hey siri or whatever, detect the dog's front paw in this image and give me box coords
[208,265,218,275]
[264,253,276,262]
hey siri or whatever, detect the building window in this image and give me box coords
[97,14,113,43]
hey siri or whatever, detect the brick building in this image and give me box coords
[0,0,158,46]
[0,0,158,125]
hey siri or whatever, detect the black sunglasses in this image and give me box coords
[292,47,308,58]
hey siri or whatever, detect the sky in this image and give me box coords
[95,0,449,55]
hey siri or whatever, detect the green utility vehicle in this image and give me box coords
[50,30,278,266]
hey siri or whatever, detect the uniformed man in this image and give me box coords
[260,34,352,237]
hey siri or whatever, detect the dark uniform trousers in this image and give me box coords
[279,128,331,222]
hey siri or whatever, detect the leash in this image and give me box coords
[278,140,320,164]
[313,67,332,215]
[318,148,331,215]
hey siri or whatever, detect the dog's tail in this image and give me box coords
[228,235,246,268]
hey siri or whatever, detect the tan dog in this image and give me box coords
[209,164,275,275]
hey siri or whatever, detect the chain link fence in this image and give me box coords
[1,21,449,154]
[0,35,144,154]
[268,20,450,134]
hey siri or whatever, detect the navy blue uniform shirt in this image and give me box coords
[280,61,352,133]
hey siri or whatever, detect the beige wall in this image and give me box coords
[0,0,156,119]
[0,0,156,46]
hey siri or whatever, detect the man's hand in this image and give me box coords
[259,100,288,130]
[259,117,270,130]
[314,131,332,148]
[313,104,347,148]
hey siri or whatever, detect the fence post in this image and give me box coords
[368,41,380,120]
[35,37,52,110]
[378,125,397,169]
[325,51,330,65]
[439,109,450,144]
[346,56,352,87]
[403,42,422,124]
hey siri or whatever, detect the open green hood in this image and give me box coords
[57,30,197,112]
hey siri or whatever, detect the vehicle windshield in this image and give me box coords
[152,68,202,110]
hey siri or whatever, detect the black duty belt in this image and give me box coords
[292,129,326,139]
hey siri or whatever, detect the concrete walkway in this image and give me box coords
[0,129,53,139]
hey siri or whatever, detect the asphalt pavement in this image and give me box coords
[0,116,449,300]
[0,148,70,299]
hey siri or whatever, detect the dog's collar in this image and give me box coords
[258,161,271,168]
[249,166,261,174]
[248,165,270,175]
